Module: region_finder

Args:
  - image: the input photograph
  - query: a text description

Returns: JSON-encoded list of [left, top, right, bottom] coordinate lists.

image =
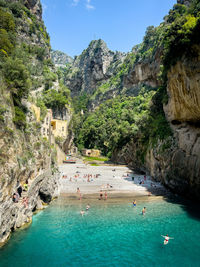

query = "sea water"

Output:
[[0, 197, 200, 267]]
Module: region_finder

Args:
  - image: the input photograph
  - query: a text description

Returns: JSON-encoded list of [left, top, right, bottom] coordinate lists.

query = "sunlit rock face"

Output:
[[165, 54, 200, 123]]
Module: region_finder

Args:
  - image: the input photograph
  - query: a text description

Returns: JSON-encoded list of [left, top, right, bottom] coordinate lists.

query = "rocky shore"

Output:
[[0, 170, 59, 246]]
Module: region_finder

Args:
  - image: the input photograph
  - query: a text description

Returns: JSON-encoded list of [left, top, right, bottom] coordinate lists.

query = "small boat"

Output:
[[63, 156, 76, 164], [63, 160, 76, 164]]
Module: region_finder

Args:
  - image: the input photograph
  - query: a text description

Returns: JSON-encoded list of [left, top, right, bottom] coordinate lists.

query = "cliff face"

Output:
[[110, 0, 200, 200], [0, 0, 59, 245], [23, 0, 42, 20], [112, 47, 200, 200], [51, 50, 73, 67], [165, 53, 200, 122], [124, 49, 162, 89], [62, 39, 125, 98]]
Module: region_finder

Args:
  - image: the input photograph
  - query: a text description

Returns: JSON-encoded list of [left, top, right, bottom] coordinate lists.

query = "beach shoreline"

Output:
[[59, 162, 170, 200]]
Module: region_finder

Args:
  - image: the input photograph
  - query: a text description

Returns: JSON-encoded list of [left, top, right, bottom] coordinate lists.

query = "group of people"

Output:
[[62, 172, 100, 183], [99, 190, 107, 200], [132, 200, 173, 244], [80, 204, 90, 216], [12, 180, 29, 208], [132, 200, 146, 215]]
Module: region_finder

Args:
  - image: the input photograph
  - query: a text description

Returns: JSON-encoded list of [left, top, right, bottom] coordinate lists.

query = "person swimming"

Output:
[[161, 234, 174, 245], [142, 207, 146, 215], [86, 204, 90, 211], [80, 210, 85, 216], [133, 200, 136, 207]]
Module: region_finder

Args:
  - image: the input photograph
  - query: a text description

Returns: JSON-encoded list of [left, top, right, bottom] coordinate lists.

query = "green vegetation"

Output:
[[72, 85, 172, 157], [43, 84, 70, 110], [55, 136, 65, 148], [0, 1, 54, 129], [83, 156, 109, 162], [162, 2, 200, 76]]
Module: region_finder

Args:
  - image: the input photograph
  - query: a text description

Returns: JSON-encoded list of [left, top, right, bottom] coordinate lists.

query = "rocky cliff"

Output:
[[51, 50, 73, 67], [0, 0, 61, 245], [62, 39, 126, 99]]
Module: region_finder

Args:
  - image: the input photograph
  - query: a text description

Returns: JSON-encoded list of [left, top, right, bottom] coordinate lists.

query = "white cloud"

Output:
[[86, 0, 95, 10], [71, 0, 95, 10], [72, 0, 80, 6]]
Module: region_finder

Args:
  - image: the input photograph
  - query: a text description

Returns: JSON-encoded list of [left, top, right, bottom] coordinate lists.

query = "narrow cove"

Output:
[[0, 195, 200, 267]]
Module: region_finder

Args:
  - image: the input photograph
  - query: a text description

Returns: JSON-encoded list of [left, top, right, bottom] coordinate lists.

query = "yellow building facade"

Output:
[[51, 119, 67, 138]]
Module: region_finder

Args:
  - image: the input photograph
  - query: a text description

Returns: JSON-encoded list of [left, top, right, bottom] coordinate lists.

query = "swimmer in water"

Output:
[[161, 234, 174, 245], [80, 210, 85, 216], [86, 204, 90, 211], [142, 207, 146, 215], [133, 200, 136, 207]]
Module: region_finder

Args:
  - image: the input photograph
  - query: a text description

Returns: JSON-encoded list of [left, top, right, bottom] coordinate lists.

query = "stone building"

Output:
[[51, 119, 68, 138], [82, 149, 101, 157], [41, 109, 52, 138]]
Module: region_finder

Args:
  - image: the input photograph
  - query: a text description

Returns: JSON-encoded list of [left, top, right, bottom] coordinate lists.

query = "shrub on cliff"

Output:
[[2, 57, 31, 100]]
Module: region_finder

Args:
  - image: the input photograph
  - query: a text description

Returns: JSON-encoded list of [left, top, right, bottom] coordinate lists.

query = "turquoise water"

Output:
[[0, 197, 200, 267]]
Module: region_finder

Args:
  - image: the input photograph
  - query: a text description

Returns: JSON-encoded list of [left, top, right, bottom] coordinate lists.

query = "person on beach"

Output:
[[105, 191, 107, 200], [142, 207, 146, 215], [99, 191, 103, 200], [133, 200, 136, 207], [77, 187, 80, 194], [161, 234, 174, 245]]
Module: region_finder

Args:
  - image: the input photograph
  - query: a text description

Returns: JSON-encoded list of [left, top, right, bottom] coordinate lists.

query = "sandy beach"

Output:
[[59, 163, 168, 199]]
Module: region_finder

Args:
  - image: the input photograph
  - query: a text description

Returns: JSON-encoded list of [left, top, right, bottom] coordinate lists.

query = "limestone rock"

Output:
[[51, 50, 73, 67], [64, 39, 126, 97], [165, 54, 200, 123]]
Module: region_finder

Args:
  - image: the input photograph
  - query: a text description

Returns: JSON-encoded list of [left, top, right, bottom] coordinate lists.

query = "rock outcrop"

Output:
[[165, 55, 200, 123], [51, 50, 73, 67], [64, 39, 125, 97], [23, 0, 42, 20], [0, 170, 59, 245]]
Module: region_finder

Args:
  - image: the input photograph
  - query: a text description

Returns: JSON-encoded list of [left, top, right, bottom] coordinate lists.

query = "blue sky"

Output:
[[40, 0, 177, 57]]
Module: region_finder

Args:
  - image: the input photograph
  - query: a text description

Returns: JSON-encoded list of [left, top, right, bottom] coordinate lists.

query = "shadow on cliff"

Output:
[[162, 195, 200, 221], [123, 175, 200, 221]]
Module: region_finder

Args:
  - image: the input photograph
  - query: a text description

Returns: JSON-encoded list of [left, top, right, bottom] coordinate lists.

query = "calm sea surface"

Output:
[[0, 196, 200, 267]]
